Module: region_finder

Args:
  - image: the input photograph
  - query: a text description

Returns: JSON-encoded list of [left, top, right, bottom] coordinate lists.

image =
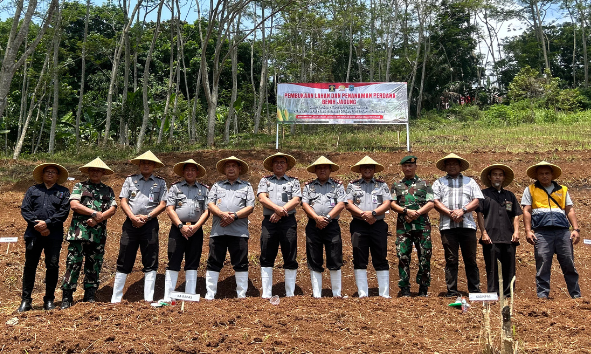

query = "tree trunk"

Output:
[[0, 0, 58, 122], [225, 16, 240, 144], [48, 2, 61, 154], [416, 37, 430, 117], [170, 59, 181, 143], [136, 0, 164, 153], [346, 20, 353, 82], [120, 0, 131, 145], [254, 5, 266, 134], [76, 0, 90, 149], [158, 0, 176, 144], [17, 52, 28, 140], [104, 0, 143, 146], [14, 51, 49, 159], [530, 0, 550, 73]]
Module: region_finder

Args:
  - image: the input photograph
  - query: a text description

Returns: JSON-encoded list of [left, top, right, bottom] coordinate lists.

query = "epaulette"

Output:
[[198, 181, 210, 189], [351, 178, 361, 184], [330, 177, 343, 184], [290, 175, 299, 179], [375, 177, 385, 183], [127, 174, 135, 178], [305, 178, 316, 185], [154, 175, 165, 179], [264, 175, 273, 179]]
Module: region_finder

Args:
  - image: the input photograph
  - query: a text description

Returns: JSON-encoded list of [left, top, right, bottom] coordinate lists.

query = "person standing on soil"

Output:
[[475, 164, 522, 298], [301, 156, 346, 298], [18, 163, 71, 312], [257, 152, 301, 298], [60, 158, 118, 309], [205, 156, 255, 299], [162, 159, 210, 302], [111, 151, 167, 303], [390, 156, 434, 297], [345, 156, 392, 298], [432, 153, 483, 297], [521, 161, 581, 299]]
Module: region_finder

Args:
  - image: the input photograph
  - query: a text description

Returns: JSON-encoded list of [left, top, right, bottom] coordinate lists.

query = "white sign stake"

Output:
[[469, 292, 499, 302], [0, 237, 18, 243], [170, 292, 200, 302], [583, 239, 591, 245]]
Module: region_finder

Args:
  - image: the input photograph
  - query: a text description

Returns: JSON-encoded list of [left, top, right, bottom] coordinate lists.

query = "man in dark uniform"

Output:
[[60, 158, 118, 308], [111, 151, 167, 303], [205, 156, 255, 299], [476, 164, 522, 297], [301, 156, 346, 298], [390, 156, 434, 297], [257, 152, 301, 298], [163, 159, 210, 302], [18, 163, 70, 312], [345, 156, 392, 298]]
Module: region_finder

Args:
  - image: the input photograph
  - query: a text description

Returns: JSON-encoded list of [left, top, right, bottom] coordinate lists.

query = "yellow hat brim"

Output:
[[33, 163, 69, 184], [130, 150, 164, 168], [351, 156, 384, 173], [480, 164, 514, 187], [173, 159, 206, 178], [263, 153, 296, 172], [216, 156, 249, 175], [526, 161, 562, 180], [306, 156, 339, 173], [79, 158, 114, 175], [436, 153, 470, 172]]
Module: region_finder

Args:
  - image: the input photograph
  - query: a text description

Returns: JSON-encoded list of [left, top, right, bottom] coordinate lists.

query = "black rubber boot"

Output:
[[83, 287, 97, 303], [418, 285, 429, 297], [60, 290, 74, 310], [399, 287, 411, 297]]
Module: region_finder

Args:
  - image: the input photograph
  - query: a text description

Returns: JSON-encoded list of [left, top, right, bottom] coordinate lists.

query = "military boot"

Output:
[[83, 287, 97, 303], [418, 285, 429, 297], [17, 299, 32, 313], [61, 290, 74, 309], [398, 287, 411, 297]]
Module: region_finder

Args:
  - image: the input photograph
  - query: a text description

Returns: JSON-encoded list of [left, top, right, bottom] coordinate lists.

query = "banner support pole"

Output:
[[406, 123, 410, 152], [276, 124, 279, 150]]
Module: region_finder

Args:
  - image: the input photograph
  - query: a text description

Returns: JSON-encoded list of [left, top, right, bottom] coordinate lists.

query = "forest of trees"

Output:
[[2, 0, 591, 158]]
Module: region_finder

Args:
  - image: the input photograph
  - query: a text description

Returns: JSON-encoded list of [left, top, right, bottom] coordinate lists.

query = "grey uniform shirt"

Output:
[[302, 178, 347, 219], [257, 174, 302, 216], [208, 179, 255, 237], [166, 180, 209, 223], [346, 178, 392, 221], [120, 174, 167, 216]]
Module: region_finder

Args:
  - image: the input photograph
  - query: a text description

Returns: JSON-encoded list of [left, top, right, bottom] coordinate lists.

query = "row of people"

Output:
[[16, 151, 582, 311]]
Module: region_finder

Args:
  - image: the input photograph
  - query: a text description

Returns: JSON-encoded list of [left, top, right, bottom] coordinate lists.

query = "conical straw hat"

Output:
[[526, 161, 562, 180], [306, 156, 339, 173], [130, 150, 164, 168], [436, 153, 470, 172], [263, 152, 297, 172], [480, 164, 514, 188], [79, 157, 114, 175], [173, 159, 206, 178], [351, 156, 384, 173], [33, 163, 69, 184], [216, 156, 249, 175]]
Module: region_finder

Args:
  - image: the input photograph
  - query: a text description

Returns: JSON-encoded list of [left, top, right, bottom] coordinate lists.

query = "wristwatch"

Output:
[[574, 228, 581, 232], [462, 207, 468, 214], [147, 213, 153, 221], [91, 212, 98, 219], [402, 207, 408, 215], [178, 223, 184, 230], [233, 212, 239, 220], [326, 214, 332, 222], [371, 211, 377, 217]]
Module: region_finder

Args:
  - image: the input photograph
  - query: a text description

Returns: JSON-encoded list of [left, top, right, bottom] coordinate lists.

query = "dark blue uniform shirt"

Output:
[[21, 183, 71, 240]]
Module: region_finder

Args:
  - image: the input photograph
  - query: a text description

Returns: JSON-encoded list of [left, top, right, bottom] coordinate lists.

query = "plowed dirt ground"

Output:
[[0, 149, 590, 353]]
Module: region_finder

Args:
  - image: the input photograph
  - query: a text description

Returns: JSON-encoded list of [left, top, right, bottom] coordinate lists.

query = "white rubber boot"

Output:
[[235, 271, 249, 298], [261, 267, 273, 299], [284, 269, 297, 297], [144, 271, 157, 302], [354, 269, 369, 298], [310, 271, 323, 298], [185, 270, 198, 295], [376, 270, 391, 298], [163, 270, 179, 302], [205, 270, 219, 300], [110, 272, 128, 303], [330, 269, 342, 297]]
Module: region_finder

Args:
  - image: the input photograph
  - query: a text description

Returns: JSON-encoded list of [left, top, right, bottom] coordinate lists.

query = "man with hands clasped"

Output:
[[162, 159, 210, 302]]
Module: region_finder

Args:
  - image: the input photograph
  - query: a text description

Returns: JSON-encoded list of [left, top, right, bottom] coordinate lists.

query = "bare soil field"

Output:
[[0, 149, 590, 353]]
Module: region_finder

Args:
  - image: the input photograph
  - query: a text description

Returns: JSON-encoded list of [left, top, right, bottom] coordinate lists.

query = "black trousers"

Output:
[[306, 219, 343, 272], [350, 218, 389, 271], [206, 236, 248, 272], [440, 228, 480, 293], [22, 236, 62, 301], [259, 214, 298, 269], [116, 218, 159, 273], [482, 243, 516, 296], [167, 226, 204, 271]]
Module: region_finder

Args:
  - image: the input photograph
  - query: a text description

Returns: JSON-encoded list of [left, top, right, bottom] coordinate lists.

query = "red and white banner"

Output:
[[277, 82, 408, 124]]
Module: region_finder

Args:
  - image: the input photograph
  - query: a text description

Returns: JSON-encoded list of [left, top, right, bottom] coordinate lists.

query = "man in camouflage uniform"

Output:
[[390, 156, 434, 297], [345, 156, 393, 298], [60, 158, 117, 308]]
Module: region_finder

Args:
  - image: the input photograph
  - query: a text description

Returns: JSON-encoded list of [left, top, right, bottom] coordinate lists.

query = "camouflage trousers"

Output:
[[395, 228, 432, 288], [61, 240, 105, 290]]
